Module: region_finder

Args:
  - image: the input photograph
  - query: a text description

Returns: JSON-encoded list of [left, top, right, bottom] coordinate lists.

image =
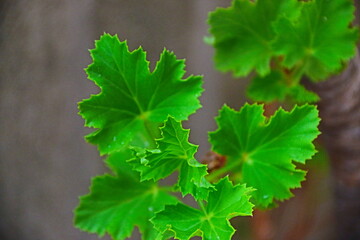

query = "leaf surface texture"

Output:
[[209, 104, 320, 207], [79, 34, 203, 154]]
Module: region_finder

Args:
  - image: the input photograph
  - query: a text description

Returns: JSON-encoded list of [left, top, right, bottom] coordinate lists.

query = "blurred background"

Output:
[[0, 1, 358, 240]]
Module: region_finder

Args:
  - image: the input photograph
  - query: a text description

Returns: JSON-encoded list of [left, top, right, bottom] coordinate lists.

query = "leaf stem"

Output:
[[198, 200, 207, 214], [291, 64, 305, 86], [206, 160, 242, 183], [275, 56, 305, 87], [159, 184, 178, 193]]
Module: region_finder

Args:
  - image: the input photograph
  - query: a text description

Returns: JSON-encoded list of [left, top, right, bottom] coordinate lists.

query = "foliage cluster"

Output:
[[74, 0, 358, 239]]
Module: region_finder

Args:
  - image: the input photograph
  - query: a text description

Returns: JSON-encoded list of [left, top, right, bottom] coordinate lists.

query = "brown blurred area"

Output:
[[0, 1, 358, 240]]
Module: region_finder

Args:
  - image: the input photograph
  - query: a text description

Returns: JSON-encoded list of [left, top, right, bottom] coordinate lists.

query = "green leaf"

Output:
[[208, 0, 300, 77], [209, 104, 320, 207], [79, 34, 203, 155], [288, 84, 320, 104], [130, 117, 212, 200], [273, 0, 359, 81], [105, 148, 135, 176], [152, 177, 254, 240], [74, 163, 178, 240], [247, 71, 320, 103]]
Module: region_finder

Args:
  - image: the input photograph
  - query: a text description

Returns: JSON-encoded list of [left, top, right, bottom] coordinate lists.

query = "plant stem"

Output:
[[206, 159, 242, 182], [198, 200, 207, 214], [159, 184, 178, 193], [275, 56, 305, 87], [291, 63, 305, 86]]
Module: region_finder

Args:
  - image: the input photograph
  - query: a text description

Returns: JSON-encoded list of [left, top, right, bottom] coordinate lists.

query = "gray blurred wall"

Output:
[[0, 1, 245, 239]]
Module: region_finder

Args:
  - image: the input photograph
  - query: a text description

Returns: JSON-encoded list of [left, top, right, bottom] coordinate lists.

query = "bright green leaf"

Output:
[[209, 104, 320, 207], [152, 177, 254, 240], [105, 148, 135, 176], [130, 117, 212, 200], [273, 0, 359, 81], [247, 71, 319, 103], [79, 34, 203, 155], [208, 0, 300, 76], [74, 162, 178, 240]]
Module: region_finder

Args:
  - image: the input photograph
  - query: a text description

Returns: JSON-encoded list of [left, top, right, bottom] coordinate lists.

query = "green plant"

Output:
[[74, 0, 358, 239]]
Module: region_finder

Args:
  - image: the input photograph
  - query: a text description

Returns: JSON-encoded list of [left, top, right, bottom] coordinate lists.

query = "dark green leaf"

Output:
[[273, 0, 359, 80], [208, 0, 300, 76], [247, 71, 319, 103]]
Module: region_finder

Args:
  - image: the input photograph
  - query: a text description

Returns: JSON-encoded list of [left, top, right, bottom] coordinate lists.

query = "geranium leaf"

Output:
[[74, 156, 178, 240], [130, 117, 212, 200], [208, 0, 300, 76], [79, 34, 203, 155], [273, 0, 359, 81], [209, 104, 320, 207], [247, 71, 320, 103], [152, 177, 254, 240]]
